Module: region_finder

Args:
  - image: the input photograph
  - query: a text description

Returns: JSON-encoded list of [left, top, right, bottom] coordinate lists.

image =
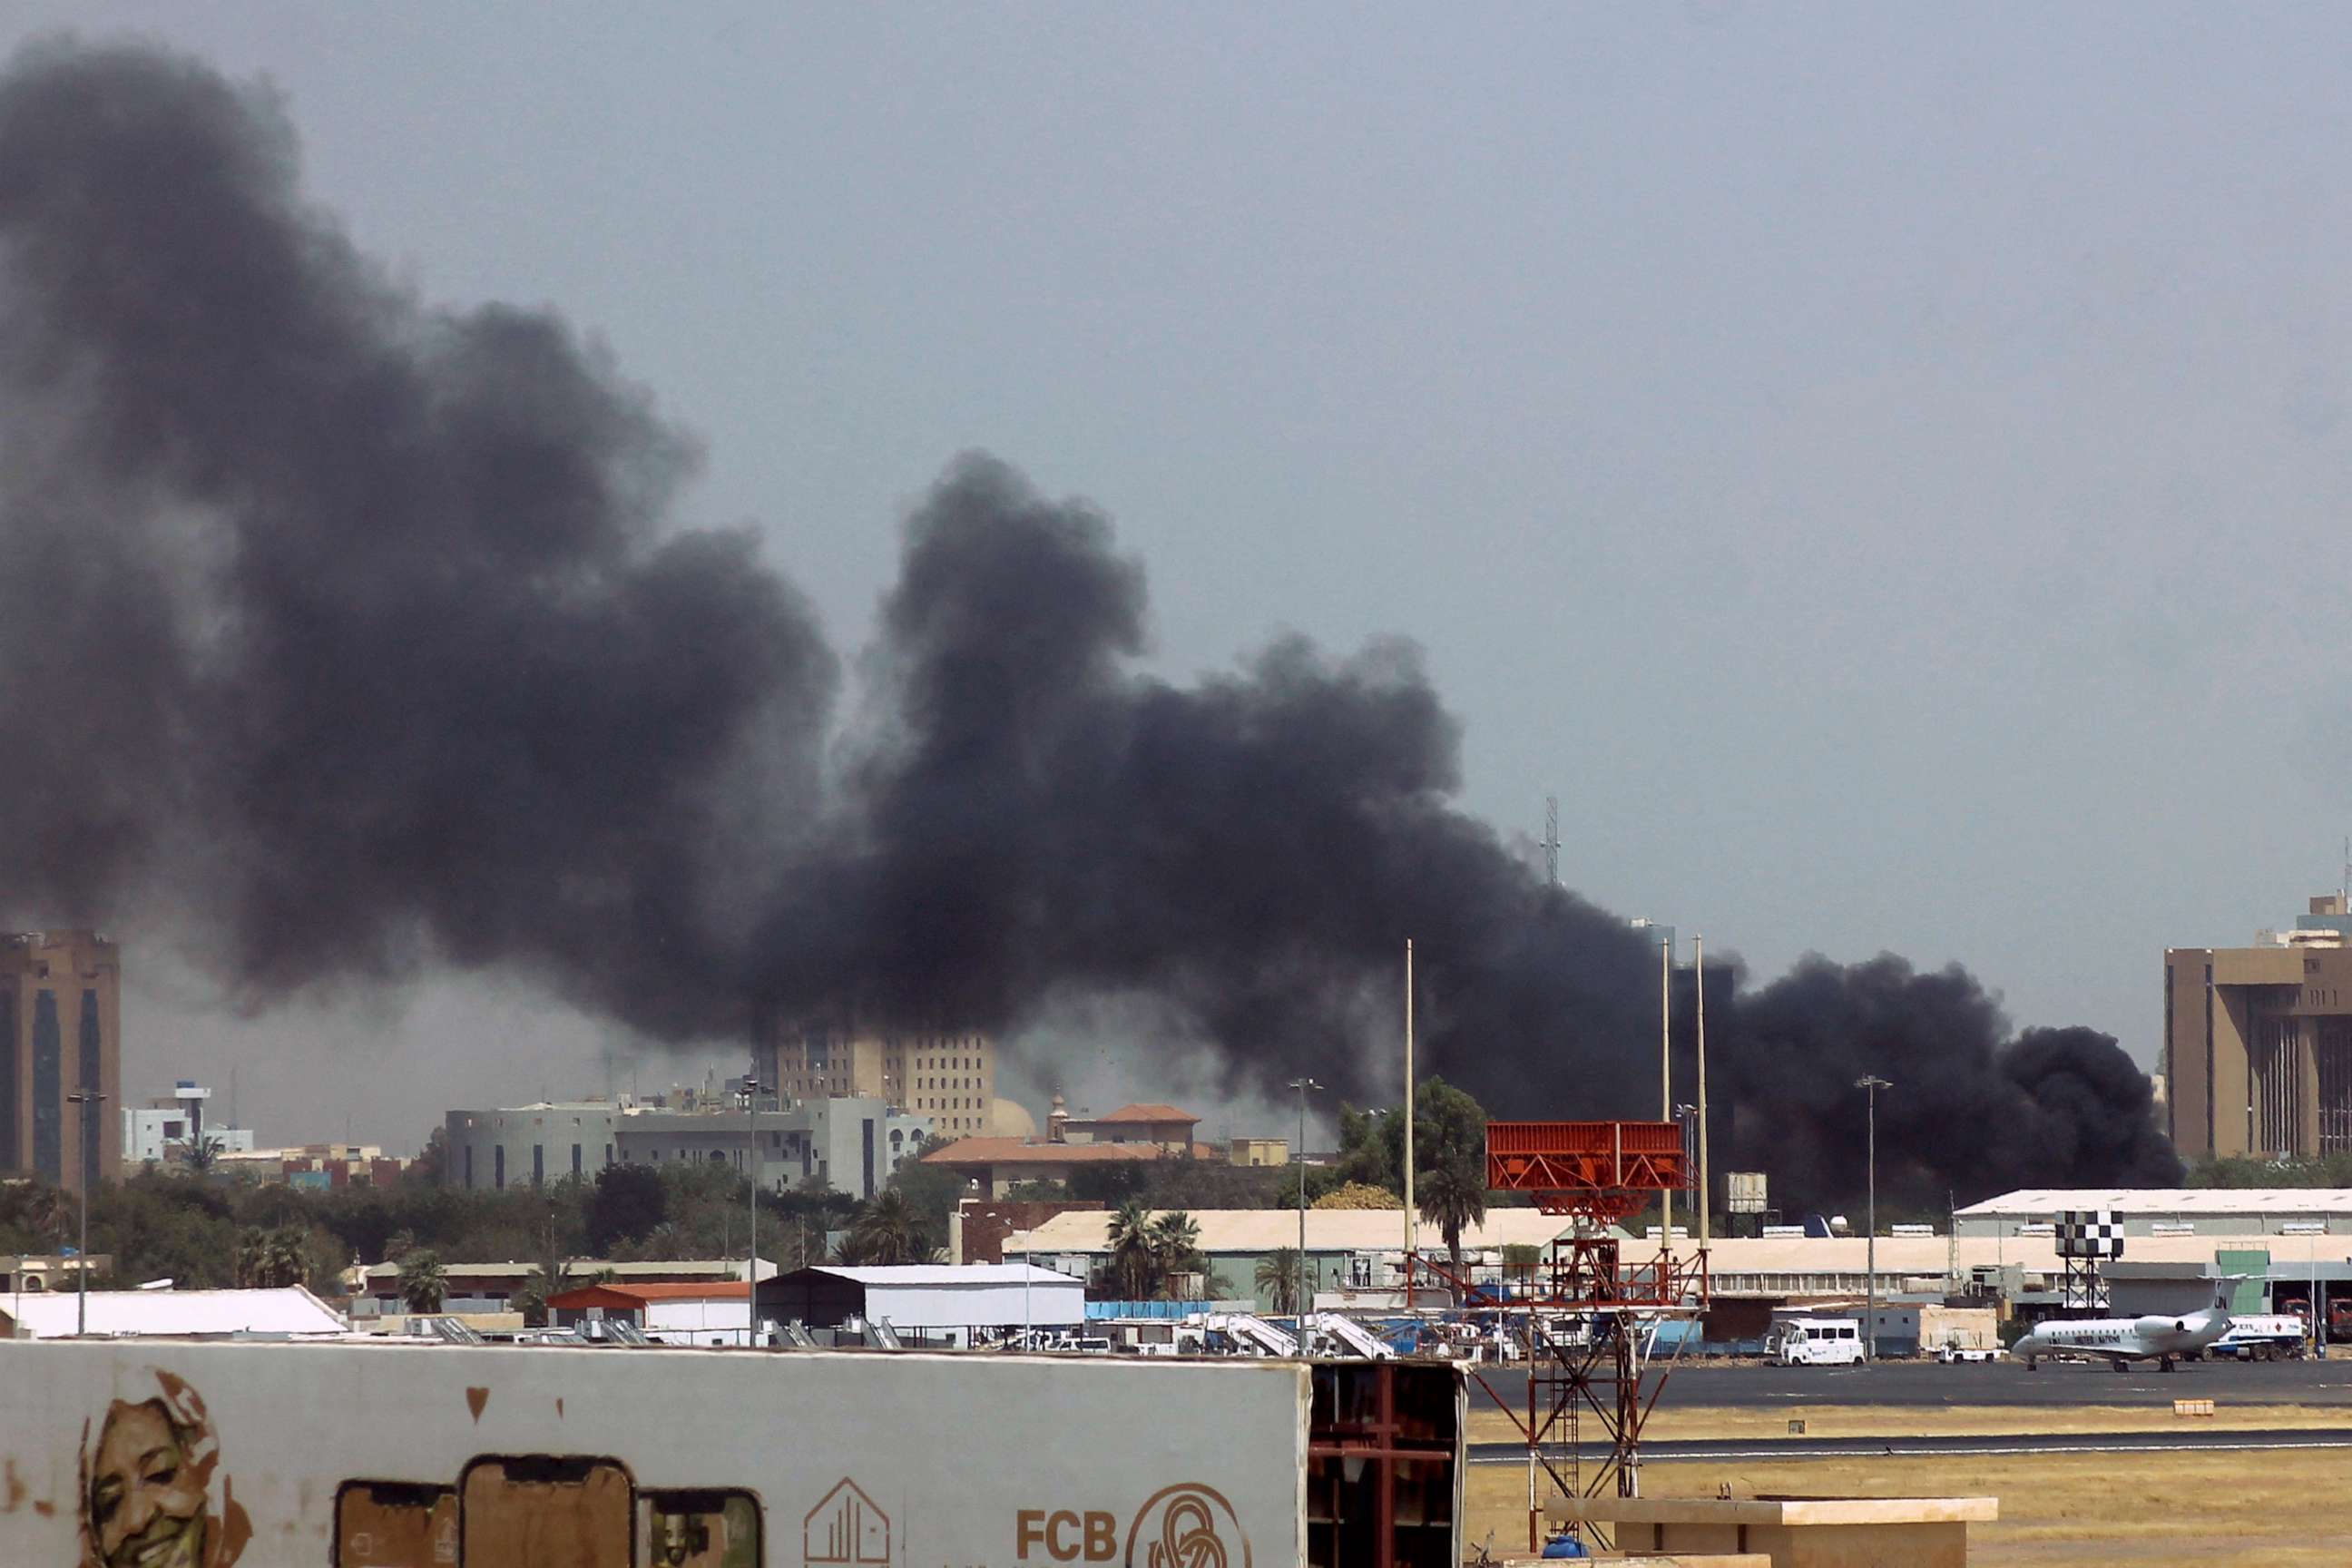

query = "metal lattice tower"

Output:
[[1543, 796, 1561, 887], [1408, 1120, 1708, 1555]]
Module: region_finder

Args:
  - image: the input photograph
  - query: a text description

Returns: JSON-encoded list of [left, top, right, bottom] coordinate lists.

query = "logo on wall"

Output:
[[806, 1476, 892, 1565], [1126, 1483, 1248, 1568]]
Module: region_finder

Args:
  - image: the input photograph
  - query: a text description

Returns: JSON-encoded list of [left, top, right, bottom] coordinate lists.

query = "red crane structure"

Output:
[[1406, 1119, 1708, 1554]]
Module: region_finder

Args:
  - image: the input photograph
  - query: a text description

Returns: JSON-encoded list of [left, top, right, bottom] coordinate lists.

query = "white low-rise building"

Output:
[[548, 1280, 755, 1347], [758, 1264, 1085, 1347], [0, 1285, 347, 1340]]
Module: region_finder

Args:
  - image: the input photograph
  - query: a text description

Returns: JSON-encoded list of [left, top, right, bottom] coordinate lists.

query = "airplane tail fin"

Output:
[[2213, 1272, 2249, 1313]]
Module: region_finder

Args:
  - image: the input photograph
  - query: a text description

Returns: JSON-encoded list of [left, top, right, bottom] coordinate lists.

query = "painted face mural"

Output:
[[80, 1371, 248, 1568]]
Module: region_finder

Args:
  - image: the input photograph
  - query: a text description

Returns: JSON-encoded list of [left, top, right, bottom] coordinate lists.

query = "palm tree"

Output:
[[265, 1225, 310, 1287], [177, 1132, 226, 1174], [1417, 1164, 1486, 1295], [398, 1250, 448, 1313], [1149, 1211, 1203, 1298], [234, 1225, 309, 1288], [848, 1189, 926, 1266], [1105, 1200, 1158, 1299], [1256, 1248, 1301, 1316], [27, 1184, 70, 1250]]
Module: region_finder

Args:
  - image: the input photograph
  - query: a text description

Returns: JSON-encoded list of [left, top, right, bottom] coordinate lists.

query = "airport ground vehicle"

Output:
[[1768, 1316, 1866, 1366], [2206, 1314, 2308, 1360], [3, 1336, 1465, 1565]]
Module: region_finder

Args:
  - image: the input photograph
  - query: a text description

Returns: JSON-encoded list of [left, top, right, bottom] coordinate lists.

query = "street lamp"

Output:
[[65, 1083, 107, 1338], [743, 1073, 762, 1345], [1855, 1075, 1890, 1364], [1289, 1078, 1321, 1345]]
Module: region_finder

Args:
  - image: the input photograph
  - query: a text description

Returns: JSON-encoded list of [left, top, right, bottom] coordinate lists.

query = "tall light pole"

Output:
[[1403, 940, 1415, 1280], [66, 1083, 107, 1338], [743, 1073, 762, 1345], [1289, 1077, 1320, 1341], [1856, 1075, 1890, 1363]]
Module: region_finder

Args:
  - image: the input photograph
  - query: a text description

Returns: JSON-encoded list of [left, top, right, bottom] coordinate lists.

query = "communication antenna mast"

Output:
[[1543, 796, 1561, 887]]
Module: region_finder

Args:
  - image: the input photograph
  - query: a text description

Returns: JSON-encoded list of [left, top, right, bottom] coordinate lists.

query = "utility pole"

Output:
[[744, 1073, 762, 1344], [1856, 1075, 1891, 1363], [1694, 936, 1710, 1246], [1659, 934, 1672, 1245], [1289, 1077, 1321, 1341], [1403, 939, 1416, 1292], [66, 1083, 107, 1337]]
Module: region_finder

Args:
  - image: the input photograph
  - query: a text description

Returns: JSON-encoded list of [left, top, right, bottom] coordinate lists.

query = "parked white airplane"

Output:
[[2014, 1280, 2238, 1373]]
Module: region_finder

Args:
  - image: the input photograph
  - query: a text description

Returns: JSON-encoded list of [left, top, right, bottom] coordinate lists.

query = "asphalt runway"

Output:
[[1465, 1356, 2352, 1410], [1465, 1426, 2352, 1464]]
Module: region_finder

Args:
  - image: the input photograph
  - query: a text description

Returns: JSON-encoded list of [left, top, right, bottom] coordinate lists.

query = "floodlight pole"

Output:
[[1856, 1075, 1891, 1363], [1289, 1077, 1321, 1344], [744, 1074, 762, 1344], [66, 1084, 107, 1338]]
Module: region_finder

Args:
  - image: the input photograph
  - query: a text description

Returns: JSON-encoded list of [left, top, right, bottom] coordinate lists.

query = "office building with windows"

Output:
[[0, 930, 122, 1194], [2168, 895, 2352, 1160], [756, 1024, 1003, 1138]]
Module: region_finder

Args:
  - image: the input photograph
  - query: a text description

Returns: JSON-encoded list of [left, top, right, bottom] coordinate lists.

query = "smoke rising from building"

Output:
[[0, 38, 2175, 1206]]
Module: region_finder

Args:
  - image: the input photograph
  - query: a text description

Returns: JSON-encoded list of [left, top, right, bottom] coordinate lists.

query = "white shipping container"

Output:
[[0, 1336, 1463, 1565]]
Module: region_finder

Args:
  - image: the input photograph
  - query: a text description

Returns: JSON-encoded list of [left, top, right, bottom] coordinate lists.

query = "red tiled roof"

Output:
[[1093, 1103, 1198, 1123], [922, 1138, 1180, 1166], [547, 1280, 750, 1308]]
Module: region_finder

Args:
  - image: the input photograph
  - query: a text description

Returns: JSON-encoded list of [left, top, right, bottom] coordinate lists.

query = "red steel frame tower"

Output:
[[1406, 1120, 1707, 1554]]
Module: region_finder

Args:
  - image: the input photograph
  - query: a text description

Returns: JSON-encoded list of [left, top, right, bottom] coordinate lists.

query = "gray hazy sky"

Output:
[[9, 3, 2347, 1151]]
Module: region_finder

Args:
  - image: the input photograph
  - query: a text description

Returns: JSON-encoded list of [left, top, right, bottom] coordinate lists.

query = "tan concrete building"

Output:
[[0, 930, 121, 1195], [757, 1025, 1000, 1137], [2167, 896, 2352, 1161]]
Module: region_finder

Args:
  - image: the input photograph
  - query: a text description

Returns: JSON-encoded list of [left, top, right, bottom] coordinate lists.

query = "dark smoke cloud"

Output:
[[0, 37, 836, 1034], [0, 37, 2175, 1205], [1710, 957, 2178, 1210]]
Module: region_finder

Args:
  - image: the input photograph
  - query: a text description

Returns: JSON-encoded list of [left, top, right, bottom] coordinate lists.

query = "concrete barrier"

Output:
[[1556, 1494, 1998, 1567]]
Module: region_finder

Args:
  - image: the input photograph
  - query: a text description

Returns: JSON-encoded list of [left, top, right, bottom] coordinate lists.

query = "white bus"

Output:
[[1769, 1316, 1867, 1366]]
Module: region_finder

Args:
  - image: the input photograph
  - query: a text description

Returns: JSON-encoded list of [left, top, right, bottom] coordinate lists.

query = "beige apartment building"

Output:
[[2167, 896, 2352, 1161], [758, 1025, 1001, 1138], [0, 930, 122, 1194]]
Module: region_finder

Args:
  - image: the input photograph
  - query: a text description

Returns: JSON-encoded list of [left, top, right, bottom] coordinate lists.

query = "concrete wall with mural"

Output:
[[0, 1338, 1310, 1565]]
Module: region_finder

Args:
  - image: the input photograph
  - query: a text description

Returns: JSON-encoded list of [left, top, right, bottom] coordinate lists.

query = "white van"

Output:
[[1769, 1317, 1866, 1367]]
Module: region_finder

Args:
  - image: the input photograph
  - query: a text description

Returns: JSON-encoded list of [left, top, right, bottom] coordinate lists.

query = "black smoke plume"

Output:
[[0, 37, 2175, 1206]]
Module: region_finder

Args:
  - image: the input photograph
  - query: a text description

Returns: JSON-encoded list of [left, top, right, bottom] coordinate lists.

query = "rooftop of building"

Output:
[[770, 1264, 1083, 1287], [921, 1137, 1220, 1166], [0, 1285, 346, 1339], [1010, 1207, 1597, 1253], [358, 1258, 779, 1285], [547, 1280, 753, 1308], [1082, 1103, 1198, 1124], [1957, 1188, 2352, 1215]]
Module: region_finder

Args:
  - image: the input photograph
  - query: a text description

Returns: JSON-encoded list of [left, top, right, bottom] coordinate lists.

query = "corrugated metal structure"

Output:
[[1956, 1187, 2352, 1235], [758, 1263, 1085, 1345]]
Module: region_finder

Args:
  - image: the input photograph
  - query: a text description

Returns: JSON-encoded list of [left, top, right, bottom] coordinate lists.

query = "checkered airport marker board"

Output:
[[2055, 1209, 2123, 1259]]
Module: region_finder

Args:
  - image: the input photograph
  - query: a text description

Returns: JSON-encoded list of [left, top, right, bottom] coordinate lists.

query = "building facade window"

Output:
[[30, 989, 60, 1184]]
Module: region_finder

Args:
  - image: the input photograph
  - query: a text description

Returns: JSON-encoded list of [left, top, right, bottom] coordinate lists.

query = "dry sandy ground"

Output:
[[1463, 1441, 2352, 1565]]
